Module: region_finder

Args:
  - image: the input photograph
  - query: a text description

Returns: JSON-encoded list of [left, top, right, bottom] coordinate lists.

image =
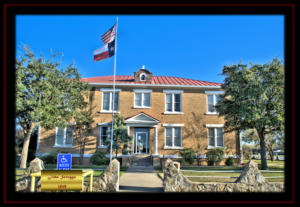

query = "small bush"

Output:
[[40, 151, 59, 164], [225, 157, 234, 166], [207, 160, 215, 166], [179, 148, 196, 165], [122, 144, 129, 155], [206, 147, 225, 166], [242, 145, 253, 160], [174, 158, 183, 165], [90, 151, 109, 165]]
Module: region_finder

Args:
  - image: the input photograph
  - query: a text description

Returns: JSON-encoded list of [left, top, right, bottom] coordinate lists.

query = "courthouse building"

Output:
[[36, 66, 239, 165]]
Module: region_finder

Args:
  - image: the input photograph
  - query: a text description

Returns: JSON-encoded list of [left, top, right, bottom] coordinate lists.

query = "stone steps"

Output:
[[130, 154, 152, 166]]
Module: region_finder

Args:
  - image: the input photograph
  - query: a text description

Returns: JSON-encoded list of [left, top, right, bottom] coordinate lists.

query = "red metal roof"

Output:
[[81, 75, 221, 86]]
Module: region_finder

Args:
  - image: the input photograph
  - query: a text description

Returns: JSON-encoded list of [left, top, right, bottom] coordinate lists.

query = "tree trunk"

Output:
[[19, 124, 34, 168], [79, 146, 83, 165], [236, 130, 243, 164], [80, 141, 86, 165], [257, 130, 268, 170], [268, 147, 274, 161]]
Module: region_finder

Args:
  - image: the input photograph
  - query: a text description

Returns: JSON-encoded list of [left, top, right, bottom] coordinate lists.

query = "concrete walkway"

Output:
[[119, 166, 163, 192]]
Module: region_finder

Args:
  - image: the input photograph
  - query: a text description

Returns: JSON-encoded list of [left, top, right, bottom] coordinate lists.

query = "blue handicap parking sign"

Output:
[[57, 154, 72, 170]]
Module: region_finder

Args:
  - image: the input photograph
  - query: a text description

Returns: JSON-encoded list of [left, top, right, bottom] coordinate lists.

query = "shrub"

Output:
[[90, 151, 109, 165], [206, 147, 225, 166], [225, 156, 234, 166], [179, 148, 196, 165], [40, 151, 59, 164], [122, 144, 129, 155], [174, 158, 183, 165], [207, 160, 215, 166], [242, 145, 253, 160]]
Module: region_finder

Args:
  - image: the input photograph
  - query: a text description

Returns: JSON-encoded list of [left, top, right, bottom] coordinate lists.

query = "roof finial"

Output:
[[142, 65, 145, 69]]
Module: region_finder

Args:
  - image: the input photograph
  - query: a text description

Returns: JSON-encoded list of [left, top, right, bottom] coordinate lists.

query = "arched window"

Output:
[[140, 73, 147, 81]]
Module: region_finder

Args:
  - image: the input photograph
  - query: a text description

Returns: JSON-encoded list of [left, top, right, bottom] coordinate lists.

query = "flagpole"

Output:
[[110, 17, 118, 162]]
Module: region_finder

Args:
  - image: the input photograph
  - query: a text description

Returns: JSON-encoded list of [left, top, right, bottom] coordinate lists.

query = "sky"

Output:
[[16, 15, 284, 83]]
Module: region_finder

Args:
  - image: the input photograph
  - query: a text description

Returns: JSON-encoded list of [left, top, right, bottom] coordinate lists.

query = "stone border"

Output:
[[163, 159, 284, 192]]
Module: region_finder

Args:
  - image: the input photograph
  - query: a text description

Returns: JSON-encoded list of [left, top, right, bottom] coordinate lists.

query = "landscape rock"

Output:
[[24, 157, 45, 176], [16, 158, 43, 192], [235, 160, 266, 184], [163, 159, 284, 192], [92, 159, 120, 192]]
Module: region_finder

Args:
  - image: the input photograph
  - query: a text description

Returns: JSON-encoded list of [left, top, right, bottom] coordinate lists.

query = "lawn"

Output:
[[157, 170, 284, 183], [155, 159, 284, 183]]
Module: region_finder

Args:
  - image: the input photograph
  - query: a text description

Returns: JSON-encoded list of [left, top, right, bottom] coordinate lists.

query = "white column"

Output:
[[127, 126, 131, 155], [154, 126, 158, 155]]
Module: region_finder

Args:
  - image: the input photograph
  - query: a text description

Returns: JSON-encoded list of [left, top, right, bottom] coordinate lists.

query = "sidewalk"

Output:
[[119, 166, 163, 192]]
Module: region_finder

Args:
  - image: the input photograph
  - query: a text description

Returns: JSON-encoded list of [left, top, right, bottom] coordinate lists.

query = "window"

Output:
[[207, 127, 224, 148], [101, 90, 119, 112], [164, 91, 183, 113], [134, 92, 151, 108], [99, 126, 111, 147], [165, 127, 182, 148], [54, 126, 73, 147], [140, 73, 147, 81], [207, 94, 221, 114]]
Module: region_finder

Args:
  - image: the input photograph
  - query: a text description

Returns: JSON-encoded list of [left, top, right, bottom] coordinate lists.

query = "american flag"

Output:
[[101, 23, 116, 44]]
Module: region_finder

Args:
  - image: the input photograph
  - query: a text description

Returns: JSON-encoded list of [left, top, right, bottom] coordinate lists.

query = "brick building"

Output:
[[36, 66, 239, 165]]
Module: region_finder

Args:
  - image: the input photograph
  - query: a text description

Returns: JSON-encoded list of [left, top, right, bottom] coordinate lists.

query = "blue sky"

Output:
[[16, 15, 284, 83]]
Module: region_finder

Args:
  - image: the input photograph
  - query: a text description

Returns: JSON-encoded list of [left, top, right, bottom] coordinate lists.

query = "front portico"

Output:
[[124, 112, 160, 155]]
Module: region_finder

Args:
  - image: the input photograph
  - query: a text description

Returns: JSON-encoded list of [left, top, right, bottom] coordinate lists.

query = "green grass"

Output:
[[244, 159, 284, 171], [157, 171, 284, 183], [181, 171, 283, 177], [250, 159, 284, 165], [155, 160, 284, 183], [181, 166, 243, 171]]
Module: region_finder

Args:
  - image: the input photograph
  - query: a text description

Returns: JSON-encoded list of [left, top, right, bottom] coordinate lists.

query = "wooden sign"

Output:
[[41, 170, 83, 191]]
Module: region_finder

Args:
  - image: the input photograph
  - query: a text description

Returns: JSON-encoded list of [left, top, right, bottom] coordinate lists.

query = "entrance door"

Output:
[[134, 128, 149, 154]]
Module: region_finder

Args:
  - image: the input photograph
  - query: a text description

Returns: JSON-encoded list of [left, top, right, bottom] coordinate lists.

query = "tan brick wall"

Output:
[[38, 86, 237, 158]]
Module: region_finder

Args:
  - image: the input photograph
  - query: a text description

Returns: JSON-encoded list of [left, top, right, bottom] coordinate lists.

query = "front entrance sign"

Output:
[[41, 170, 83, 191]]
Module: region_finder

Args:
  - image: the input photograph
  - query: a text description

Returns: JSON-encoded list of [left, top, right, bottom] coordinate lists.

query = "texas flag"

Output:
[[93, 40, 115, 62]]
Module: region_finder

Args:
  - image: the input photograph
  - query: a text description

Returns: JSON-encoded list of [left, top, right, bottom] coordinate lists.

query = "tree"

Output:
[[216, 58, 284, 170], [72, 109, 94, 165], [242, 144, 253, 161], [242, 129, 284, 161], [104, 114, 132, 157], [16, 46, 89, 168]]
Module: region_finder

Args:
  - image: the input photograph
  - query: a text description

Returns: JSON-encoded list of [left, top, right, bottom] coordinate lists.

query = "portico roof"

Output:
[[124, 112, 160, 125]]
